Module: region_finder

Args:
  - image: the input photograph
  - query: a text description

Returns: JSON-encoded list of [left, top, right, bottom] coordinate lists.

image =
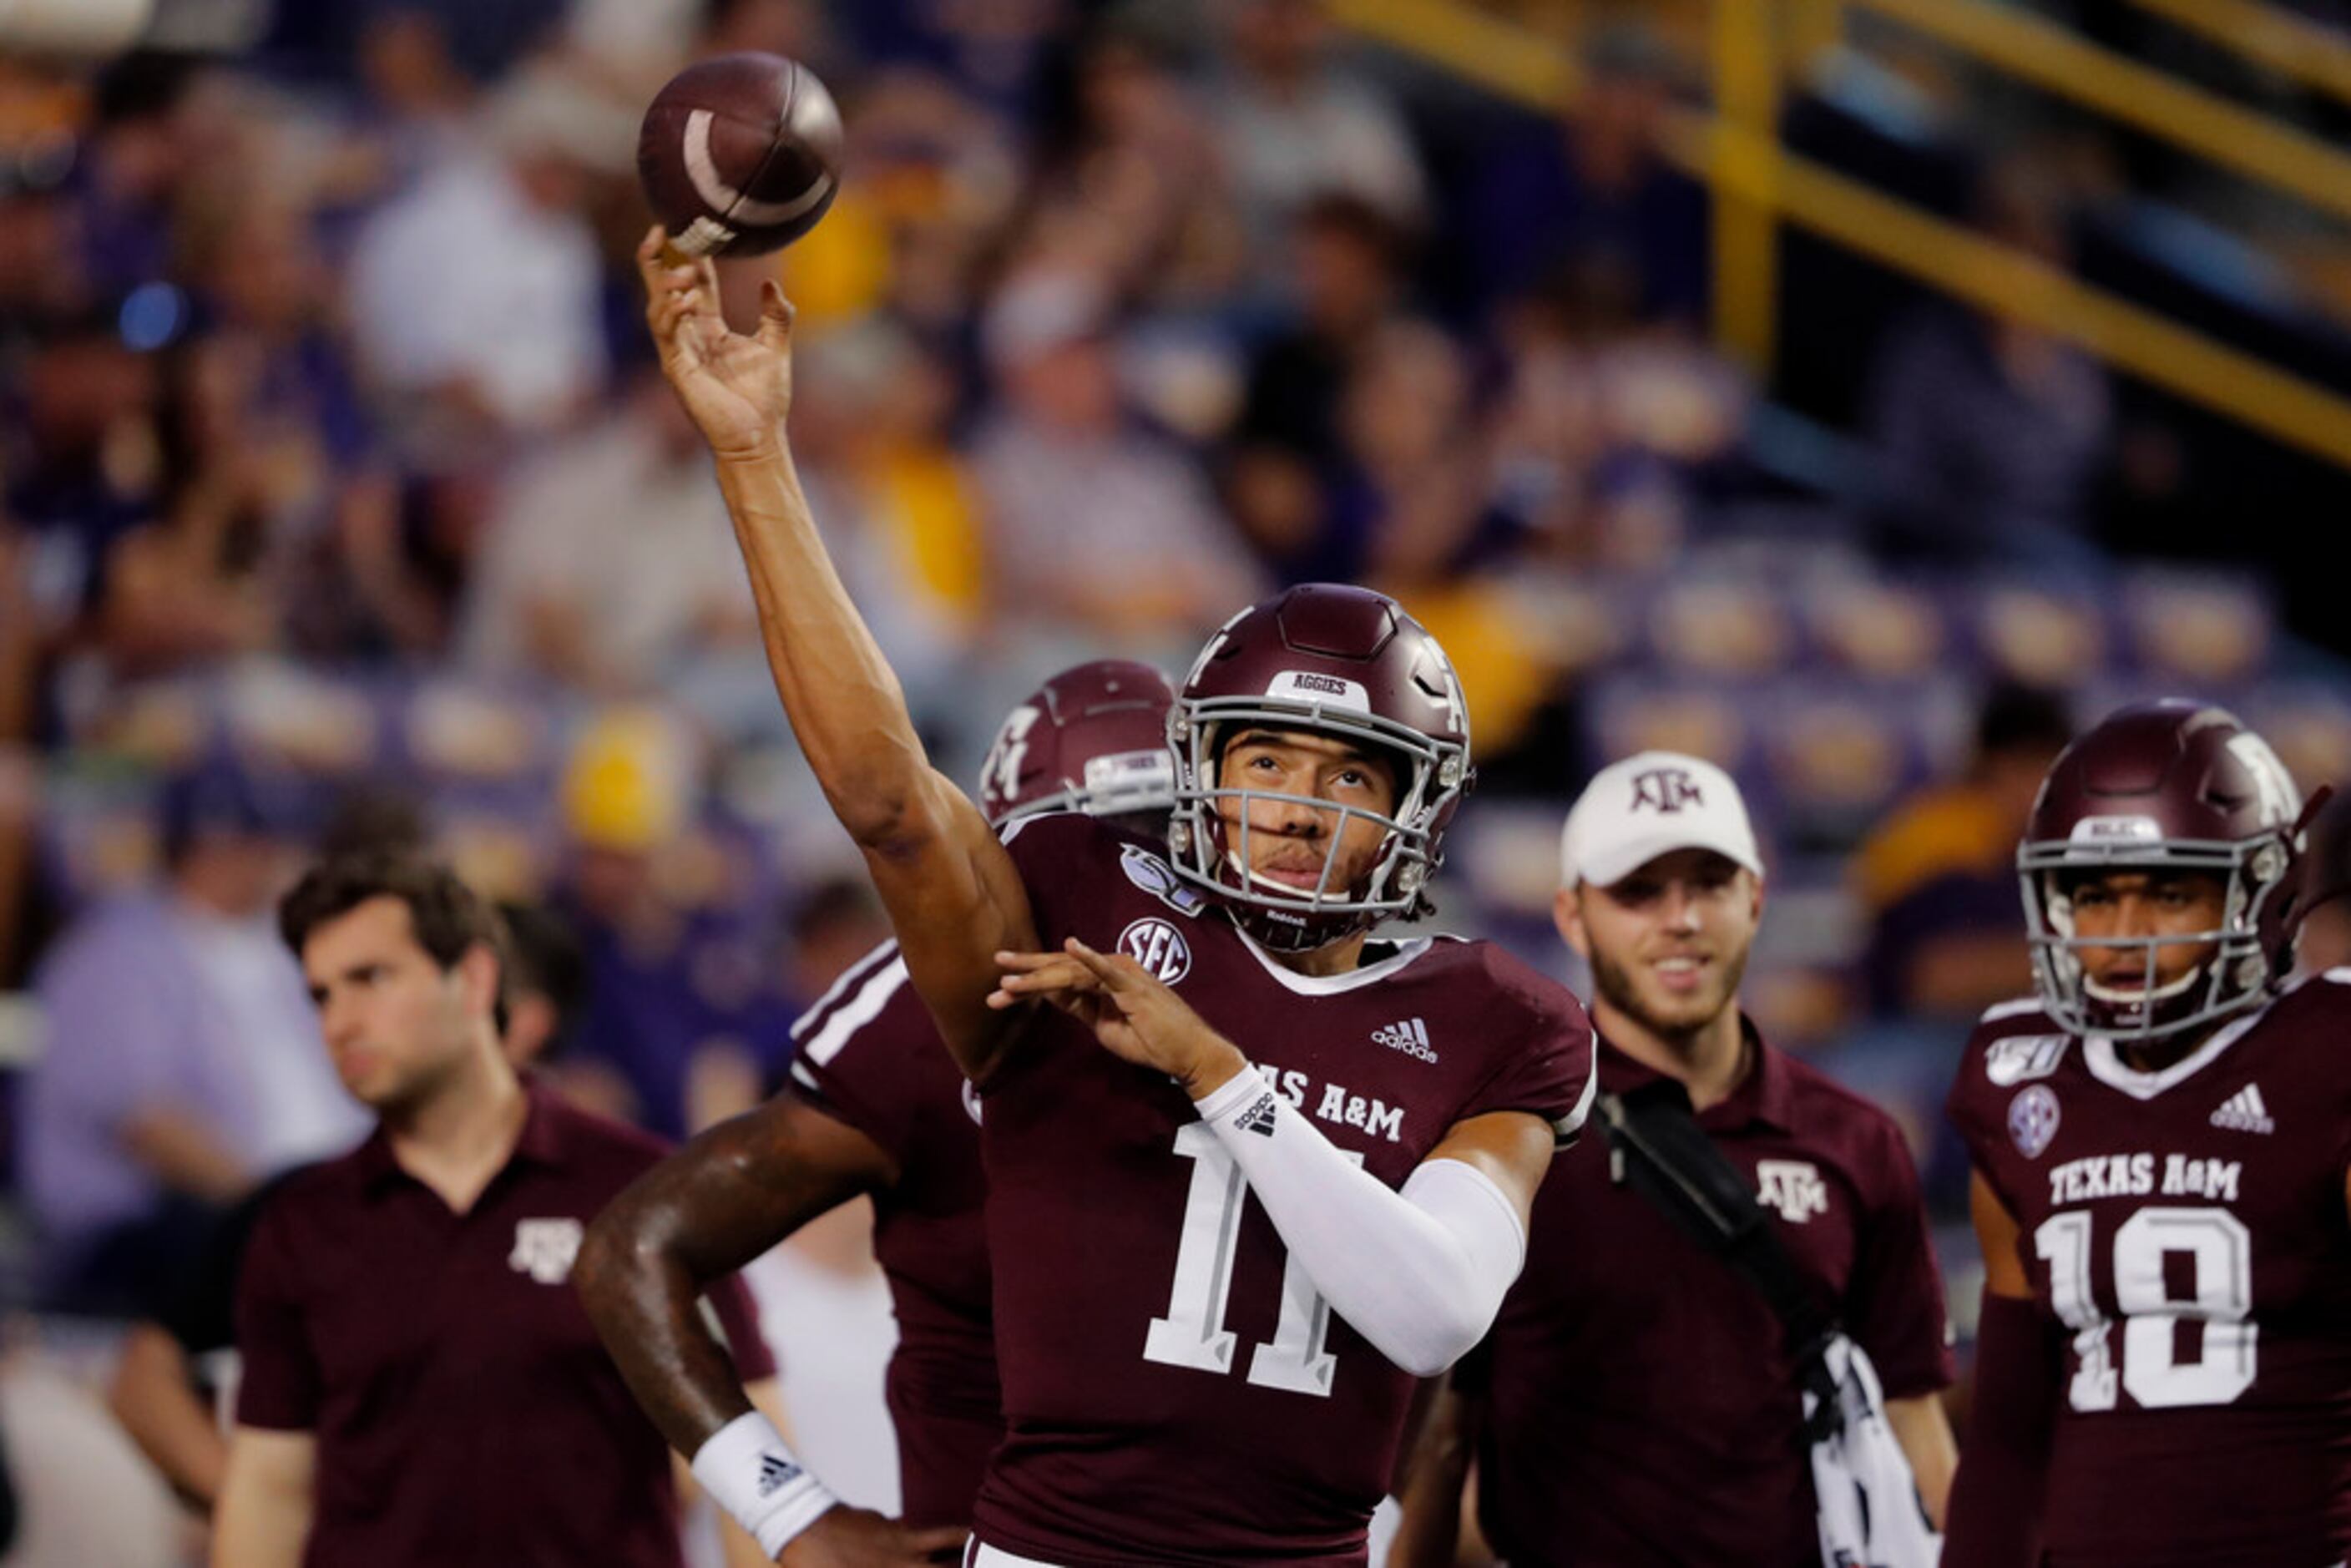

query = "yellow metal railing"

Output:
[[2116, 0, 2351, 114], [1327, 0, 2351, 472], [1849, 0, 2351, 227]]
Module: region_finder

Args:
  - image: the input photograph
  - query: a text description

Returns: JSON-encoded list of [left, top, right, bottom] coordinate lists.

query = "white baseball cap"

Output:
[[1560, 750, 1765, 889]]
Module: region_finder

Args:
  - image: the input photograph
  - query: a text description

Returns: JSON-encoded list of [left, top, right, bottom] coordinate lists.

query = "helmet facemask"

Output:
[[2020, 832, 2294, 1045], [1168, 699, 1468, 953]]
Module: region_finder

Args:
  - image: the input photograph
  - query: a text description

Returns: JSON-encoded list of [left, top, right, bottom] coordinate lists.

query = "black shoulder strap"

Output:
[[1598, 1078, 1842, 1424]]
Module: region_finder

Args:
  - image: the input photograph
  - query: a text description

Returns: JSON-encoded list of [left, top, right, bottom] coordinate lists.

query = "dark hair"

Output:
[[498, 900, 587, 1044], [1975, 680, 2073, 760], [279, 849, 510, 1025]]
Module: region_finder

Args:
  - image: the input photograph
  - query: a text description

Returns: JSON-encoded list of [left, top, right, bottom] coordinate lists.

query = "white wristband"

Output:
[[1191, 1061, 1271, 1124], [690, 1411, 837, 1558]]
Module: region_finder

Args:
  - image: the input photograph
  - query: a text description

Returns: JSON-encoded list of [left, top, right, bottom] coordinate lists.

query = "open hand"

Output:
[[638, 225, 794, 461], [777, 1505, 967, 1565], [989, 938, 1245, 1095]]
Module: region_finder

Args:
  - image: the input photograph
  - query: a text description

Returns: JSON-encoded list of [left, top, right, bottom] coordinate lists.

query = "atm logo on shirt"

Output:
[[508, 1217, 585, 1284], [1755, 1161, 1828, 1224]]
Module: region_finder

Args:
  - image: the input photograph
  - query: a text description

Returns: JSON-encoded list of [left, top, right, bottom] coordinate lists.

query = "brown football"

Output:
[[637, 52, 843, 258]]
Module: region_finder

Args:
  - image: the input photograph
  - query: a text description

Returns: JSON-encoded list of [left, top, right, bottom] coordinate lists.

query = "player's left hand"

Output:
[[990, 938, 1246, 1095]]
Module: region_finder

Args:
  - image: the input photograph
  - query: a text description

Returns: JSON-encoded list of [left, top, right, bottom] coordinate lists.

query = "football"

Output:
[[636, 52, 844, 258]]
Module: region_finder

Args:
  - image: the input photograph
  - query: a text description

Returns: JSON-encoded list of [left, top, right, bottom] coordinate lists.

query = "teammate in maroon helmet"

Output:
[[629, 231, 1593, 1566], [1943, 700, 2351, 1568], [579, 661, 1179, 1540]]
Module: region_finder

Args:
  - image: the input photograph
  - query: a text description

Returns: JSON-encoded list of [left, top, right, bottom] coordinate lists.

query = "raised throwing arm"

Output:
[[639, 230, 1033, 1081]]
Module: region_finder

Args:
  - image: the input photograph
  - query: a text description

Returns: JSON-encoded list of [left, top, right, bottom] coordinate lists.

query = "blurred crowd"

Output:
[[3, 0, 2348, 1337]]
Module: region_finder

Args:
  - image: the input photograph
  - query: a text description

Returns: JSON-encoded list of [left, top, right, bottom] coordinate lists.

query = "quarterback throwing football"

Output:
[[627, 234, 1592, 1566]]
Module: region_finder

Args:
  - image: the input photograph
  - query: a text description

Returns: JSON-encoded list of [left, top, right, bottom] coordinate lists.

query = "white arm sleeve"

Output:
[[1191, 1065, 1529, 1378]]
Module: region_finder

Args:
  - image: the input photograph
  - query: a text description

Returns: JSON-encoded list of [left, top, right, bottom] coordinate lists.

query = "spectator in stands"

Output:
[[1211, 0, 1426, 287], [1332, 319, 1509, 590], [971, 267, 1261, 645], [346, 66, 620, 452], [0, 177, 86, 343], [3, 304, 166, 641], [1464, 23, 1707, 328], [1225, 193, 1409, 578], [66, 53, 211, 298], [1013, 15, 1241, 307], [1865, 156, 2113, 564], [1856, 682, 2073, 1016], [17, 757, 369, 1313], [551, 710, 777, 1140], [460, 365, 761, 701]]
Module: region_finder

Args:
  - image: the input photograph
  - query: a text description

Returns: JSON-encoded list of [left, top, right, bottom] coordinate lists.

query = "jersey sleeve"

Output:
[[786, 943, 929, 1165], [1455, 953, 1598, 1146], [1944, 1004, 2050, 1220], [232, 1201, 321, 1431], [1843, 1119, 1957, 1399], [704, 1267, 778, 1382]]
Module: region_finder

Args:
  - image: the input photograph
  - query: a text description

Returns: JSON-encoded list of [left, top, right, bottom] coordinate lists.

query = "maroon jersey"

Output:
[[1464, 1028, 1954, 1568], [235, 1084, 774, 1568], [786, 940, 999, 1526], [1948, 974, 2351, 1566], [970, 814, 1595, 1565]]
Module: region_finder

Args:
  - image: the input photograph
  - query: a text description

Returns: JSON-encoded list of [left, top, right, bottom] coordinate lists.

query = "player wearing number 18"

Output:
[[628, 229, 1593, 1565], [1943, 700, 2351, 1568]]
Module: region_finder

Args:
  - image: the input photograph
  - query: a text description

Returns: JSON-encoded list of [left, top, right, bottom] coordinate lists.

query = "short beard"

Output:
[[1589, 941, 1749, 1044]]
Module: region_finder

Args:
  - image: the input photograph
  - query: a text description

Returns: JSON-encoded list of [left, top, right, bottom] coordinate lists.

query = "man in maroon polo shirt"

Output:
[[210, 850, 781, 1568], [1393, 751, 1956, 1568]]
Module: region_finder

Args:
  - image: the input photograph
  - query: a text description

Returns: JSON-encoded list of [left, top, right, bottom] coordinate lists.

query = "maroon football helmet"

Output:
[[977, 660, 1177, 831], [2020, 699, 2306, 1044], [1168, 584, 1472, 952]]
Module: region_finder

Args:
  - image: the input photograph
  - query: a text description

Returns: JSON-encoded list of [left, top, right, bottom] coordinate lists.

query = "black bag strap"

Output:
[[1597, 1077, 1844, 1436]]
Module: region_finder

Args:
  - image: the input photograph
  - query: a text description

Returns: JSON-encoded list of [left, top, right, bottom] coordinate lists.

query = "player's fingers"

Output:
[[903, 1525, 968, 1554], [1063, 937, 1133, 989], [996, 957, 1099, 995], [756, 277, 796, 350], [991, 948, 1062, 973], [635, 225, 667, 280]]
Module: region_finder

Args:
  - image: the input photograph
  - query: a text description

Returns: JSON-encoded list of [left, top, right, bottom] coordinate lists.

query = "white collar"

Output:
[[2083, 1004, 2268, 1100], [1230, 923, 1436, 995]]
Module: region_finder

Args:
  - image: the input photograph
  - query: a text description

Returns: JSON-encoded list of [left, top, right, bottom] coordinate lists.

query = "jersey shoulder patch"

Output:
[[1982, 1030, 2073, 1088]]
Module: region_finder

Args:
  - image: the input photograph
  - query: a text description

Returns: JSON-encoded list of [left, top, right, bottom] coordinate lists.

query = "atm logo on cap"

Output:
[[1629, 766, 1704, 813]]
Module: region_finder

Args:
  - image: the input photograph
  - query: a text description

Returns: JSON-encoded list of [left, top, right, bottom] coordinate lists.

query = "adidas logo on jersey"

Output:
[[1235, 1093, 1281, 1137], [756, 1454, 803, 1497], [1371, 1017, 1438, 1063], [2210, 1083, 2275, 1135]]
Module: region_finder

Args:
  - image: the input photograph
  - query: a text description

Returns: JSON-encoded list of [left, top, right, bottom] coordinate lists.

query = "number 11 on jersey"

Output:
[[1144, 1122, 1352, 1397]]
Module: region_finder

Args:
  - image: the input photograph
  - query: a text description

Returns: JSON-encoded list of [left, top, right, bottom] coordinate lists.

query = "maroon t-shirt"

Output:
[[1464, 1027, 1954, 1568], [1948, 975, 2351, 1567], [786, 938, 999, 1527], [970, 815, 1595, 1565], [234, 1082, 776, 1568]]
